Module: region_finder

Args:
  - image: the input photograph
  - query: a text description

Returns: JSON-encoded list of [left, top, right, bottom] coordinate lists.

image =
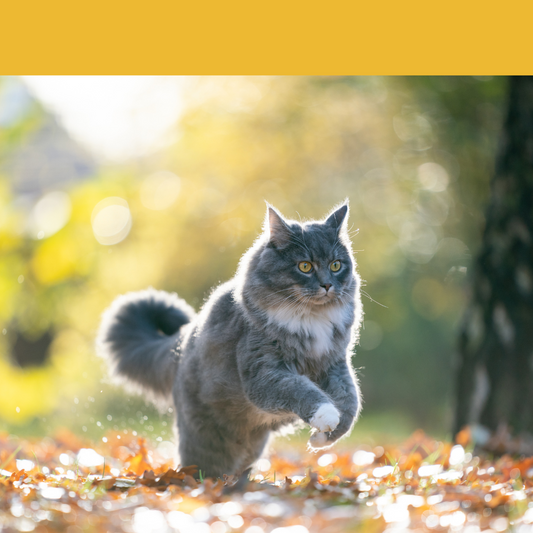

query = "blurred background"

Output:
[[0, 76, 506, 446]]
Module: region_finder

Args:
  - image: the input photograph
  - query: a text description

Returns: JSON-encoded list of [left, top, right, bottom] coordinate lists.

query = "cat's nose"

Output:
[[322, 283, 332, 293]]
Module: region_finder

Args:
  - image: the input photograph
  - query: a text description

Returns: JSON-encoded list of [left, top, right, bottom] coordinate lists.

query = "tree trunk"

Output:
[[455, 76, 533, 436]]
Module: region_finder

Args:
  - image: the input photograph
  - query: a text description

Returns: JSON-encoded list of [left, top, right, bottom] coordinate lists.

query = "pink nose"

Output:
[[322, 284, 332, 292]]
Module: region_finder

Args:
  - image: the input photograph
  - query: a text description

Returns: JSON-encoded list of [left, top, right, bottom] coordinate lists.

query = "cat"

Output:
[[97, 202, 362, 480]]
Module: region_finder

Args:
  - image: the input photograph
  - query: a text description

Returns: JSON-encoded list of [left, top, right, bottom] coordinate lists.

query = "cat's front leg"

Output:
[[308, 359, 361, 450], [239, 353, 338, 428]]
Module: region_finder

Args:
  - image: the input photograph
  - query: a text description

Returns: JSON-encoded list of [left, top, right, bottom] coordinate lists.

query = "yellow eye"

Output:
[[298, 261, 312, 273], [330, 260, 341, 272]]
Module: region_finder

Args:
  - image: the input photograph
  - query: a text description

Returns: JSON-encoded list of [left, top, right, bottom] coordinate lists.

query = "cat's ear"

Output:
[[325, 202, 349, 234], [266, 205, 292, 247]]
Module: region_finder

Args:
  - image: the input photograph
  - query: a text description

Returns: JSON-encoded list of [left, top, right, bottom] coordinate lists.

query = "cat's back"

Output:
[[177, 280, 251, 409], [183, 280, 248, 359]]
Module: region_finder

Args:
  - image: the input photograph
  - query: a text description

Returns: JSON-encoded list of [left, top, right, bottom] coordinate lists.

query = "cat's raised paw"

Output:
[[308, 431, 328, 448], [310, 403, 340, 432]]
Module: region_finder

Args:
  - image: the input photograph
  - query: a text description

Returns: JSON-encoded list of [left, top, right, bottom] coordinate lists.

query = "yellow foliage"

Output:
[[0, 356, 58, 423], [32, 234, 83, 285], [0, 328, 100, 424]]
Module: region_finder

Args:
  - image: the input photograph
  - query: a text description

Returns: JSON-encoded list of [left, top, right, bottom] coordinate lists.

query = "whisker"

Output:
[[294, 295, 313, 317], [348, 224, 359, 236], [273, 293, 303, 313], [267, 287, 299, 297], [272, 294, 300, 310], [277, 300, 307, 319], [360, 290, 388, 308]]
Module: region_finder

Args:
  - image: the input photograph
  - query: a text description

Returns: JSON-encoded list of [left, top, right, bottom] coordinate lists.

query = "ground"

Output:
[[1, 428, 533, 532]]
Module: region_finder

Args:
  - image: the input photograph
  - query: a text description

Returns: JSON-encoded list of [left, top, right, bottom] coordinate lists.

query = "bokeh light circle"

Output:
[[91, 197, 132, 245], [30, 191, 72, 238]]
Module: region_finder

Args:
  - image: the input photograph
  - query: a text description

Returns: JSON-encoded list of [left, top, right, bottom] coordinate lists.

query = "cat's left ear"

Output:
[[265, 204, 293, 247], [325, 203, 349, 234]]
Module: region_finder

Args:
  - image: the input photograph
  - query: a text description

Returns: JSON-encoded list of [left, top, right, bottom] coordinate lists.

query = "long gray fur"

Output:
[[97, 203, 362, 478]]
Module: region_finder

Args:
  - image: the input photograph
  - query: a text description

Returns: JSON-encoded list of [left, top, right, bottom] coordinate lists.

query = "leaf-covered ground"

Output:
[[1, 428, 533, 533]]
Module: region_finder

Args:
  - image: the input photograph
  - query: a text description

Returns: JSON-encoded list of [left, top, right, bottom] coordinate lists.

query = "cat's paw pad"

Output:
[[308, 431, 328, 448], [310, 403, 340, 432]]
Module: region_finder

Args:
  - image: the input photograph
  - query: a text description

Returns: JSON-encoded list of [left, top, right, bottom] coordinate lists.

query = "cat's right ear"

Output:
[[325, 202, 349, 234], [266, 205, 292, 247]]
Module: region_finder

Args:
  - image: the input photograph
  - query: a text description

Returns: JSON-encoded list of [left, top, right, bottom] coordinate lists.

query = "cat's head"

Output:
[[238, 202, 358, 316]]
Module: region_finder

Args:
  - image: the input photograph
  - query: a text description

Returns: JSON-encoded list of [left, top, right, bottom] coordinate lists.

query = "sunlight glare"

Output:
[[383, 503, 410, 523], [256, 458, 271, 472], [418, 464, 443, 477], [76, 448, 104, 467], [317, 453, 337, 467], [132, 508, 168, 533], [449, 444, 465, 466], [22, 76, 185, 162], [373, 465, 394, 478], [16, 459, 34, 471], [41, 487, 65, 500], [270, 526, 309, 533], [353, 450, 375, 466]]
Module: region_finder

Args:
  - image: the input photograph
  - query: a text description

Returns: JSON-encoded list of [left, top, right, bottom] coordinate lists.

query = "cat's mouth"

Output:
[[271, 286, 339, 310], [309, 290, 337, 306]]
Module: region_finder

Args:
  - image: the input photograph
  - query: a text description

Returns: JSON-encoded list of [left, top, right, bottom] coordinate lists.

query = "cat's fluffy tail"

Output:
[[97, 289, 195, 403]]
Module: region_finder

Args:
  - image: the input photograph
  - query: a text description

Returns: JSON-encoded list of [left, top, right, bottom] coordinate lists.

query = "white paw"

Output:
[[309, 403, 340, 432], [308, 431, 328, 448]]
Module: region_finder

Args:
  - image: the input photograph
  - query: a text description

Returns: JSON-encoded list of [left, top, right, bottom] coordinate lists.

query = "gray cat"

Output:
[[97, 203, 362, 479]]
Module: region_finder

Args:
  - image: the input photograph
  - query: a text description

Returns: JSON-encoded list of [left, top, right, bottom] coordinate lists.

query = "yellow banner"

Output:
[[2, 0, 532, 74]]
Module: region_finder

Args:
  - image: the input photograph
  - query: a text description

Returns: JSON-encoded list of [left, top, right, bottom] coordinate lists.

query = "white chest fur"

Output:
[[266, 303, 350, 356]]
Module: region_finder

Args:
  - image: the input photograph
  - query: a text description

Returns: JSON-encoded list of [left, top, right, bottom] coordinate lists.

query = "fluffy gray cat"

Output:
[[97, 203, 362, 479]]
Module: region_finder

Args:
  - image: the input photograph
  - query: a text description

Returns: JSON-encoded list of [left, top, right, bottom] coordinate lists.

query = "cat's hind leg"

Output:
[[177, 422, 240, 479], [177, 417, 269, 481]]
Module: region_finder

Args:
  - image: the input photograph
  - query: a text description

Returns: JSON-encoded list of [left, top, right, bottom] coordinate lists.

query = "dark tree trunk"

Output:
[[455, 77, 533, 436]]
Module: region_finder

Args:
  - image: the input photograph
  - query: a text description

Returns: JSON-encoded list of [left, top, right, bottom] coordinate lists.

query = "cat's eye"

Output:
[[298, 261, 313, 273], [330, 260, 341, 272]]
